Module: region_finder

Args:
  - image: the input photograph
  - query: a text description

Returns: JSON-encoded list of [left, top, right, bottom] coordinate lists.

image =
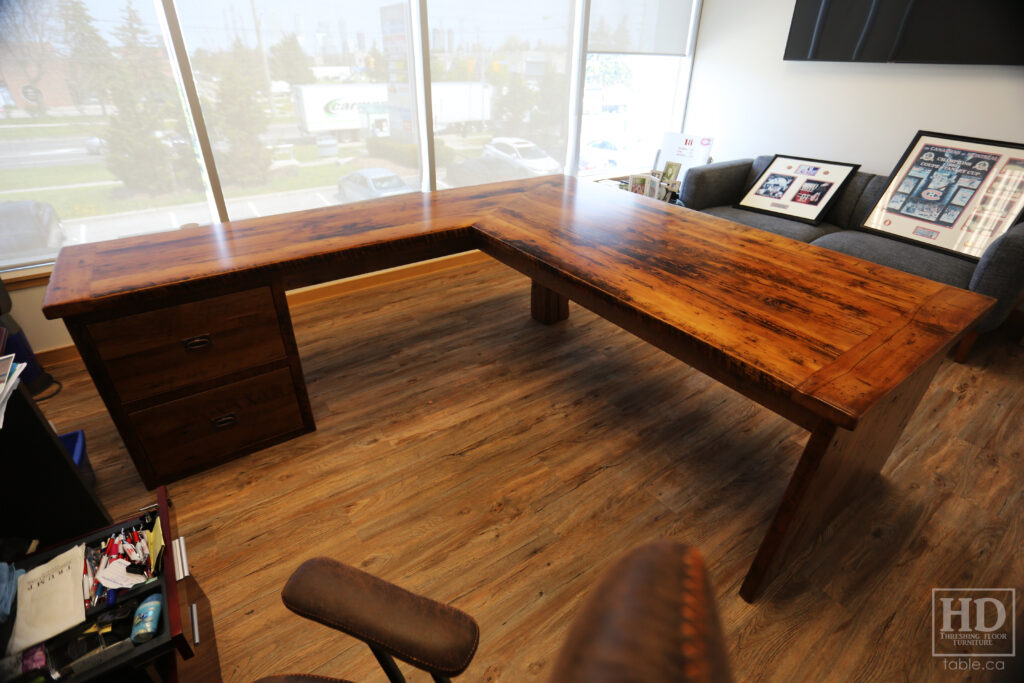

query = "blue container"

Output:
[[131, 594, 163, 643], [58, 430, 95, 489]]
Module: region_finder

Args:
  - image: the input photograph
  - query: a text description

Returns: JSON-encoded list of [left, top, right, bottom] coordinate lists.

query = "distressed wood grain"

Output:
[[35, 259, 1023, 682], [42, 176, 995, 601]]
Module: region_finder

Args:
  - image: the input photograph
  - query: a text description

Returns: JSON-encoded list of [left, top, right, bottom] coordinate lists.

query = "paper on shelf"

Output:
[[6, 545, 87, 656], [95, 559, 148, 590], [0, 354, 13, 396], [0, 359, 23, 401], [0, 358, 25, 429]]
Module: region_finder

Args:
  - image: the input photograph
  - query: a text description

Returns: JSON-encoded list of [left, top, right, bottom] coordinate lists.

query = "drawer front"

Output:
[[128, 368, 305, 482], [88, 288, 287, 403]]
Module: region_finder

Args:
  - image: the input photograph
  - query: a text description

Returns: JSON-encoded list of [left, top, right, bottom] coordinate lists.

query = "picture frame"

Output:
[[736, 155, 860, 225], [628, 174, 659, 199], [662, 161, 682, 184], [862, 131, 1024, 260]]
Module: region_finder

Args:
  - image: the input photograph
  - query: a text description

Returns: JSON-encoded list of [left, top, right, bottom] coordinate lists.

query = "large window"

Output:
[[428, 0, 574, 188], [173, 0, 423, 217], [578, 0, 697, 175], [0, 0, 213, 270], [0, 0, 700, 271]]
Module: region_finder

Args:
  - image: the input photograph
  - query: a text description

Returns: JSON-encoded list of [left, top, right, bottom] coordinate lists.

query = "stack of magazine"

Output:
[[0, 353, 26, 428]]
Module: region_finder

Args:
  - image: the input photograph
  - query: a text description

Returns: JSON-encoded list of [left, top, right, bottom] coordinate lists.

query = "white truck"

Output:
[[293, 82, 494, 139], [430, 82, 492, 134], [292, 84, 389, 140]]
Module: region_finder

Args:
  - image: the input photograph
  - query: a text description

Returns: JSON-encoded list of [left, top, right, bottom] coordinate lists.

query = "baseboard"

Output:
[[34, 250, 493, 365]]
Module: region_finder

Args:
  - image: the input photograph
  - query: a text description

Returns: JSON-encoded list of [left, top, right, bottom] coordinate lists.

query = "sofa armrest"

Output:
[[678, 158, 754, 211], [969, 221, 1024, 333]]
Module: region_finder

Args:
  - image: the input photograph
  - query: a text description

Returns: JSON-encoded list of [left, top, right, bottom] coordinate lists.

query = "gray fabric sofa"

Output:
[[679, 155, 1024, 335]]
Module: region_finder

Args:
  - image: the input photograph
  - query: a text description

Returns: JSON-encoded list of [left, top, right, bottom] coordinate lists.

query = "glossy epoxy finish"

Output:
[[44, 176, 993, 429]]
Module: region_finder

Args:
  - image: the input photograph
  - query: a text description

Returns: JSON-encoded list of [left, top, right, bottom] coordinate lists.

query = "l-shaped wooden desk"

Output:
[[43, 175, 992, 600]]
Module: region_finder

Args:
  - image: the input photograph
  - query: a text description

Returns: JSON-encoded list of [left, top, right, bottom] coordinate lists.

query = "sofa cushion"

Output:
[[811, 230, 975, 289], [678, 159, 755, 211], [850, 175, 891, 228], [704, 206, 841, 243], [822, 172, 878, 229], [745, 155, 774, 189]]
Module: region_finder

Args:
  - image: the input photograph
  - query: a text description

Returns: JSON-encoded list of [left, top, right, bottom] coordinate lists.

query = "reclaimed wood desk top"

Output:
[[44, 175, 993, 432]]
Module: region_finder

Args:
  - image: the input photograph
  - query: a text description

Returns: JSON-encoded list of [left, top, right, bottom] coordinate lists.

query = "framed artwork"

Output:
[[662, 161, 682, 184], [862, 131, 1024, 259], [628, 174, 659, 198], [737, 155, 860, 225]]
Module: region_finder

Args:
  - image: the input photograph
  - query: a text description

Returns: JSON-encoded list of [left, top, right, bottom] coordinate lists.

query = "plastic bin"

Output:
[[59, 430, 95, 489]]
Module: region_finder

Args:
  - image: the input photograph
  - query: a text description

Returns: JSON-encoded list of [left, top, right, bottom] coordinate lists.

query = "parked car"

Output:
[[85, 136, 107, 155], [155, 130, 189, 150], [337, 168, 412, 202], [579, 139, 623, 173], [481, 137, 562, 176], [444, 156, 532, 187]]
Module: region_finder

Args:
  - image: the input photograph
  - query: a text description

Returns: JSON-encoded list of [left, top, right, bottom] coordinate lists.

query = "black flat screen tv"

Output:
[[783, 0, 1024, 66]]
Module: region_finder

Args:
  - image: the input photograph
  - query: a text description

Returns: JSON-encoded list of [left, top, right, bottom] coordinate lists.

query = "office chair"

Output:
[[254, 540, 732, 683]]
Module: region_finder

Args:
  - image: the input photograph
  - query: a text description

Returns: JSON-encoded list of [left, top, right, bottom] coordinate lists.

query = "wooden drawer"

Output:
[[128, 367, 305, 482], [88, 287, 287, 403]]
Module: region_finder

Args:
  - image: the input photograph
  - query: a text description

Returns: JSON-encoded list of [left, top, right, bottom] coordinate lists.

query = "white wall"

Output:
[[684, 0, 1024, 175], [8, 285, 72, 352]]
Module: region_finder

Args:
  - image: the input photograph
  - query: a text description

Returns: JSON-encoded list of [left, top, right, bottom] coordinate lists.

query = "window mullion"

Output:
[[678, 0, 705, 134], [155, 0, 228, 223], [410, 0, 437, 193], [565, 0, 592, 177]]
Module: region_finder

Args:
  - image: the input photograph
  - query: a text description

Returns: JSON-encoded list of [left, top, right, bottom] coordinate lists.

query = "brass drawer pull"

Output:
[[182, 334, 212, 351], [210, 413, 237, 429]]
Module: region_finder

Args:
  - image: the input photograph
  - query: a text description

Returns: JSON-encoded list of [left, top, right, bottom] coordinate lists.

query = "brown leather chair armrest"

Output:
[[548, 541, 732, 683], [281, 557, 479, 678]]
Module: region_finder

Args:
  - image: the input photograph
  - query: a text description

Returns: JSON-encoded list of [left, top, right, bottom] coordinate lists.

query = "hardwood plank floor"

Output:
[[37, 257, 1022, 682]]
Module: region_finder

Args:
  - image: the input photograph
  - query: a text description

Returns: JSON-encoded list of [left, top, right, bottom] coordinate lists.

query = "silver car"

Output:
[[338, 168, 412, 202], [481, 137, 562, 176]]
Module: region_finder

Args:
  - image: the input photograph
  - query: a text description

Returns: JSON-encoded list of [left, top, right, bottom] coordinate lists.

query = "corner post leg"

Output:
[[739, 352, 945, 602], [531, 280, 569, 324], [953, 330, 979, 363]]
